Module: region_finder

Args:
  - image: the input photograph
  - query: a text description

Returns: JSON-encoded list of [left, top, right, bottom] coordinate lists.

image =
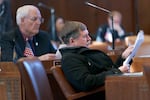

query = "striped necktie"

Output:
[[24, 40, 34, 57]]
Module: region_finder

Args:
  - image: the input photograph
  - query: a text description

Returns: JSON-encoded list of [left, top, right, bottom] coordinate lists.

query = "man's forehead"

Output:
[[27, 9, 41, 16], [79, 29, 89, 35]]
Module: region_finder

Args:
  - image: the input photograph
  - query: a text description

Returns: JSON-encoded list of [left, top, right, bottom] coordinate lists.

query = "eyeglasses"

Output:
[[26, 16, 44, 23]]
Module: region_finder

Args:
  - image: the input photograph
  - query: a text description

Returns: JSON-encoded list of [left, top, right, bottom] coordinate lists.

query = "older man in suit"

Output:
[[0, 5, 56, 61]]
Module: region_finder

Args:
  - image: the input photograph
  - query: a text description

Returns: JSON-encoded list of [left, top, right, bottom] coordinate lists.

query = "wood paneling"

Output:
[[137, 0, 150, 34], [95, 0, 135, 33], [106, 75, 150, 100], [0, 62, 22, 100], [0, 60, 61, 100], [10, 0, 149, 35]]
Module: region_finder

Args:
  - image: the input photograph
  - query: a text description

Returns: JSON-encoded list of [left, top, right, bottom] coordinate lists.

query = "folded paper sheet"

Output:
[[123, 30, 144, 66]]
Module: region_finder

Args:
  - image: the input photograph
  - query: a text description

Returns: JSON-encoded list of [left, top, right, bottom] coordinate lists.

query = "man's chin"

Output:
[[87, 42, 91, 47], [33, 30, 39, 35], [35, 29, 39, 33]]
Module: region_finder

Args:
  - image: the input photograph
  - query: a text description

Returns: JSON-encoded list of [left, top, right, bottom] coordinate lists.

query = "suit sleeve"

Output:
[[115, 55, 133, 68], [0, 34, 14, 61]]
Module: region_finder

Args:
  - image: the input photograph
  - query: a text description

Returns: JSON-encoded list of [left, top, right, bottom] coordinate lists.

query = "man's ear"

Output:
[[69, 37, 74, 44]]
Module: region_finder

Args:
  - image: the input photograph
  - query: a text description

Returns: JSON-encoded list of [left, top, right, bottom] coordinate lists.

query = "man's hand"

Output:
[[38, 53, 56, 61], [118, 65, 130, 73], [122, 45, 134, 59]]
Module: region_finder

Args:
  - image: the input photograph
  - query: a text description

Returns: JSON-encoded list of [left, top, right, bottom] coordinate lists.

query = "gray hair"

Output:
[[60, 21, 87, 44], [16, 5, 38, 25]]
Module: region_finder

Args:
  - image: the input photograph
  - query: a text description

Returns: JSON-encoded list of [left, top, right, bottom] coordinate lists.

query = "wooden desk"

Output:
[[0, 59, 61, 100], [135, 43, 150, 57], [131, 57, 150, 72], [128, 43, 150, 72], [105, 75, 150, 100], [0, 62, 22, 100]]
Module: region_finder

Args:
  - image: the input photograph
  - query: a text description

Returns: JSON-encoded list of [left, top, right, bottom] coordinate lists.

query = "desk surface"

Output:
[[105, 75, 150, 100], [131, 57, 150, 72]]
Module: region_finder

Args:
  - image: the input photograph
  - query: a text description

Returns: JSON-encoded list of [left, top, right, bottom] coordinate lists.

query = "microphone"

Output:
[[38, 2, 51, 10], [85, 2, 115, 50], [38, 2, 56, 41], [85, 2, 111, 14], [38, 2, 55, 14], [37, 2, 55, 15]]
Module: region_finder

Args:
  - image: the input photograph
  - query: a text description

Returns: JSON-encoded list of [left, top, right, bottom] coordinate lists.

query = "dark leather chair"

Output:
[[17, 57, 54, 100], [51, 66, 105, 100]]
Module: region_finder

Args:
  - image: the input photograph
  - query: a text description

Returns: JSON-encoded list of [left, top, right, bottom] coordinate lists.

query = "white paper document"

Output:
[[123, 30, 144, 66]]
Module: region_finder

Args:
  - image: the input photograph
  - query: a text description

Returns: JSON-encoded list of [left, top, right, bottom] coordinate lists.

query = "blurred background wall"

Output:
[[10, 0, 150, 35]]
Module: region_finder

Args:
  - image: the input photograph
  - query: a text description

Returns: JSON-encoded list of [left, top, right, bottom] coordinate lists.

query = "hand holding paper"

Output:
[[123, 30, 144, 66]]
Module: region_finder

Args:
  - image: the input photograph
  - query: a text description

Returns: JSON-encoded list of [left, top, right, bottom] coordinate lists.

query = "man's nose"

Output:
[[36, 17, 44, 24], [36, 19, 42, 24], [88, 35, 91, 41]]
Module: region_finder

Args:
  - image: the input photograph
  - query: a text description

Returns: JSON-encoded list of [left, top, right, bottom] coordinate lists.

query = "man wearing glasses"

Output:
[[0, 5, 56, 61]]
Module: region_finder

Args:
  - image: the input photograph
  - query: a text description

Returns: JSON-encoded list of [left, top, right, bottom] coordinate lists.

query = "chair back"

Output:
[[51, 66, 105, 100], [17, 57, 54, 100]]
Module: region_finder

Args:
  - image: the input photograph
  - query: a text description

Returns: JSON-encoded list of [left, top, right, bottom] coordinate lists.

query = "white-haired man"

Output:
[[0, 5, 56, 61]]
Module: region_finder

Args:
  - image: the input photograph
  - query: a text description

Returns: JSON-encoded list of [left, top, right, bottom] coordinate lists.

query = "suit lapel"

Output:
[[14, 29, 26, 57]]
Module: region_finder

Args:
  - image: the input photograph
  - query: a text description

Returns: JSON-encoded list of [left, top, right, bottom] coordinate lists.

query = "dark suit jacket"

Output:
[[60, 47, 124, 91], [0, 28, 56, 61]]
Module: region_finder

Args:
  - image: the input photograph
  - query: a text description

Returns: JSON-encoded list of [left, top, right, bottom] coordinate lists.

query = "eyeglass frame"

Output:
[[25, 16, 44, 23]]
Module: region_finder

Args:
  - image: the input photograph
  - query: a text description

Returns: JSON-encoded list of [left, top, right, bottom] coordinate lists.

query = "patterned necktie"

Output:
[[24, 40, 34, 57]]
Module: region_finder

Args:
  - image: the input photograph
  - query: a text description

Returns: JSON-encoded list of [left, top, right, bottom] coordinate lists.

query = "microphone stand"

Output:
[[110, 14, 115, 50], [50, 8, 56, 41], [85, 2, 115, 50], [38, 2, 56, 41]]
